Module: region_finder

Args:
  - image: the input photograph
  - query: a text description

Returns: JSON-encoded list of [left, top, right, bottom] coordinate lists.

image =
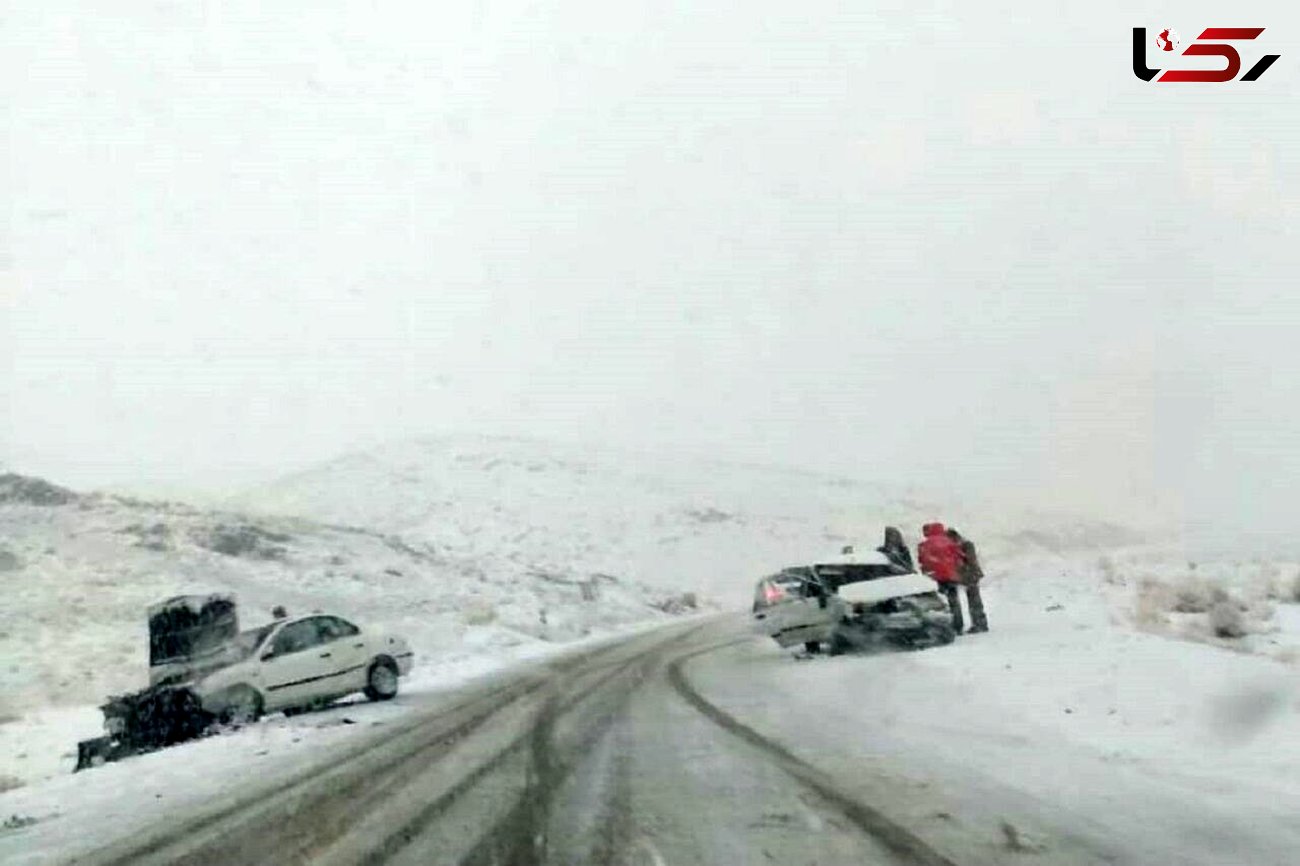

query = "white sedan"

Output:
[[192, 613, 414, 722]]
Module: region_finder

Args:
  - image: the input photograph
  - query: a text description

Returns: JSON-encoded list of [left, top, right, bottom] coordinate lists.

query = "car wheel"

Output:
[[220, 686, 263, 726], [363, 659, 399, 702]]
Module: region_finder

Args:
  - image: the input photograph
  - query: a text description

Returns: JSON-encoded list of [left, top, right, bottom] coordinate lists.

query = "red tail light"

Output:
[[764, 584, 785, 603]]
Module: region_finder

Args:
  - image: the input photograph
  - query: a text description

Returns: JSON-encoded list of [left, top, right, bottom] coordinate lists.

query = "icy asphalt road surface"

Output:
[[13, 614, 1297, 866], [62, 618, 942, 866]]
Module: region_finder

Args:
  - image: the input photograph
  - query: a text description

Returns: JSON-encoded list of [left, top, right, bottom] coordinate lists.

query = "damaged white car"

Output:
[[752, 547, 955, 654], [77, 595, 414, 769]]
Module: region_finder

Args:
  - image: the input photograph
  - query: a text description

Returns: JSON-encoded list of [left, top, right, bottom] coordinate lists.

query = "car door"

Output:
[[753, 574, 799, 635], [259, 618, 339, 710], [315, 615, 371, 692], [769, 575, 837, 647]]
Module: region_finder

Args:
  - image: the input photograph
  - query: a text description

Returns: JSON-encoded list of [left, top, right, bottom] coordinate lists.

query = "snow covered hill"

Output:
[[233, 434, 1150, 608], [0, 471, 697, 718]]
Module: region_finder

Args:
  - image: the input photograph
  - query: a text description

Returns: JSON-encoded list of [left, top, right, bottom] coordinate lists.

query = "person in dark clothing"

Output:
[[947, 528, 989, 633], [878, 525, 915, 573], [918, 522, 964, 632]]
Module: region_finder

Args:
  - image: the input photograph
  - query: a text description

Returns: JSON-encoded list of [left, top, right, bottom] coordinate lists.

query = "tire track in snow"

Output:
[[666, 642, 959, 866]]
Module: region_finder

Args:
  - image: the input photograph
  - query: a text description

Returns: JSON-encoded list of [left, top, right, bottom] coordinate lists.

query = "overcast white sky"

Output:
[[4, 1, 1299, 551]]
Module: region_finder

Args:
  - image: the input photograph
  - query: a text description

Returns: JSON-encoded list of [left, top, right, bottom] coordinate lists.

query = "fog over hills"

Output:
[[234, 434, 1155, 605]]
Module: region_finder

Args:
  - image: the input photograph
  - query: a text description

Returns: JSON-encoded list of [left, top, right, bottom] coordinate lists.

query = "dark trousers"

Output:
[[939, 582, 988, 632]]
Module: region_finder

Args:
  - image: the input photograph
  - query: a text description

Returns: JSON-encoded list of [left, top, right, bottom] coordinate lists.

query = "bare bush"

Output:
[[653, 592, 699, 614], [193, 524, 290, 560], [1098, 556, 1123, 586], [1134, 579, 1172, 627], [1171, 577, 1228, 614], [1210, 601, 1247, 639]]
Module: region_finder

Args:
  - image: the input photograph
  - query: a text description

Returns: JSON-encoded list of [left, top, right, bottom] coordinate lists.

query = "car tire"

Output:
[[363, 658, 399, 702], [220, 686, 263, 726]]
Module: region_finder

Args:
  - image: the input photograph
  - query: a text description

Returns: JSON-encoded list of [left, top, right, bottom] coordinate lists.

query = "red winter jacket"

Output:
[[917, 522, 962, 583]]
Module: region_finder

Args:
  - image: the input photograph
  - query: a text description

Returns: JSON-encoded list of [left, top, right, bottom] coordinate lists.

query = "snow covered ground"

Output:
[[695, 550, 1300, 866]]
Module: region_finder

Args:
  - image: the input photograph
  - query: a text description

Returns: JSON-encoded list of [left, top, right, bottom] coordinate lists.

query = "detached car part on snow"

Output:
[[76, 594, 414, 771], [752, 549, 955, 654]]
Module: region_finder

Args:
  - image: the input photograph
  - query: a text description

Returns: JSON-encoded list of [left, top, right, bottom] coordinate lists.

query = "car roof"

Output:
[[275, 613, 349, 627]]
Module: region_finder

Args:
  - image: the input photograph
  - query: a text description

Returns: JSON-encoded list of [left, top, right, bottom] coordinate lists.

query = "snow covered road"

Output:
[[6, 619, 940, 866], [2, 604, 1297, 865]]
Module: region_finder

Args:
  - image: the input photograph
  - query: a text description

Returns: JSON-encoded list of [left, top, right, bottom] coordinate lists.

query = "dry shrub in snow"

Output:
[[1134, 579, 1172, 627], [1170, 576, 1228, 614], [1261, 569, 1300, 603], [653, 592, 699, 614], [1209, 601, 1247, 639]]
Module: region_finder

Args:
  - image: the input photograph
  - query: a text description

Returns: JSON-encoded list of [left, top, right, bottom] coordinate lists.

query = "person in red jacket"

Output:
[[918, 522, 965, 633]]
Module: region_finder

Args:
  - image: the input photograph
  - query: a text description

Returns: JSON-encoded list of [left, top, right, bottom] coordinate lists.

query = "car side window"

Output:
[[316, 616, 360, 642], [270, 620, 323, 657]]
